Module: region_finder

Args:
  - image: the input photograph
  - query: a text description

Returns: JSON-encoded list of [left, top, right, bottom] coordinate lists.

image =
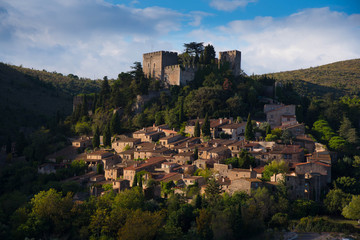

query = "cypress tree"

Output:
[[265, 124, 271, 136], [245, 113, 254, 141], [103, 123, 111, 148], [194, 120, 200, 137], [81, 95, 88, 117], [92, 126, 100, 149], [202, 113, 211, 137], [110, 112, 121, 136], [194, 147, 198, 160], [178, 98, 184, 124]]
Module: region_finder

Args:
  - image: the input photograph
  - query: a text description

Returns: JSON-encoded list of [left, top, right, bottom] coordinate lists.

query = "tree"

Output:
[[329, 136, 347, 151], [201, 44, 216, 65], [99, 76, 111, 107], [262, 160, 289, 181], [324, 189, 351, 215], [75, 121, 91, 135], [184, 42, 204, 57], [194, 120, 200, 137], [334, 176, 359, 194], [201, 113, 211, 137], [339, 116, 359, 144], [92, 126, 100, 148], [194, 147, 198, 160], [103, 123, 111, 148], [205, 178, 222, 204], [265, 124, 271, 136], [110, 112, 121, 135], [245, 114, 254, 141], [342, 195, 360, 220], [178, 98, 185, 124], [196, 209, 213, 240], [118, 209, 164, 240], [97, 163, 104, 174]]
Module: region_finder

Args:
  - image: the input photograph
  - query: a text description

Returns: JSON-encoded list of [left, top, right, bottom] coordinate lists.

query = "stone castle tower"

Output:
[[219, 50, 241, 76], [143, 49, 241, 86], [142, 51, 178, 81]]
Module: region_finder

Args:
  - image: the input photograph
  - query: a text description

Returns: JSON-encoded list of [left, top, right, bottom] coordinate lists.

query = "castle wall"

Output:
[[143, 51, 178, 81], [164, 65, 196, 86], [219, 50, 241, 76]]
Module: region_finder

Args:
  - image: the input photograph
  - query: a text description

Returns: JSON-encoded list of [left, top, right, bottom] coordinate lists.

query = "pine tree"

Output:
[[92, 126, 100, 149], [202, 113, 211, 137], [110, 112, 121, 136], [339, 116, 359, 144], [245, 113, 254, 141], [103, 123, 111, 148], [194, 120, 200, 137]]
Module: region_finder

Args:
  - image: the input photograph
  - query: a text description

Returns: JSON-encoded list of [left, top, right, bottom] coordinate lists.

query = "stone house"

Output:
[[219, 122, 247, 140], [172, 152, 195, 165], [112, 138, 141, 153], [228, 178, 263, 194], [228, 168, 257, 180], [118, 149, 135, 160], [193, 159, 215, 169], [294, 135, 316, 153], [133, 147, 173, 159], [132, 128, 165, 142], [159, 134, 185, 147], [104, 162, 128, 180], [278, 122, 305, 137], [182, 175, 206, 186], [71, 136, 92, 148], [112, 179, 130, 192], [85, 150, 114, 171], [269, 145, 304, 163], [264, 104, 296, 127], [123, 157, 167, 185]]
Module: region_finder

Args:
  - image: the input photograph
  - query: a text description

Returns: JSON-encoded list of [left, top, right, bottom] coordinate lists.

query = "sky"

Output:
[[0, 0, 359, 79]]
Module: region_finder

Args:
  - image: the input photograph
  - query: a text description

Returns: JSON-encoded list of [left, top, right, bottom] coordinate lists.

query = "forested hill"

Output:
[[0, 63, 100, 140], [265, 59, 360, 97]]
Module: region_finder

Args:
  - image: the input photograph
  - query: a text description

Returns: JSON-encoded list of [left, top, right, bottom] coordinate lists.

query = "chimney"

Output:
[[153, 123, 156, 128], [186, 142, 189, 148], [220, 118, 223, 124], [250, 165, 253, 171]]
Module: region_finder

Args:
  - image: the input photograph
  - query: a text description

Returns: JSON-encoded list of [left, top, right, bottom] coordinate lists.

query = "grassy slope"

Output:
[[266, 59, 360, 97], [0, 63, 100, 140]]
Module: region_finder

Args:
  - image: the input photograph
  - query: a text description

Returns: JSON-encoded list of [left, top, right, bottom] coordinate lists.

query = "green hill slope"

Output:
[[266, 59, 360, 96], [0, 63, 100, 141]]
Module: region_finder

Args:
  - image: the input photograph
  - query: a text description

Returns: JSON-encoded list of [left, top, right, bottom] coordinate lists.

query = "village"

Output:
[[38, 102, 333, 202]]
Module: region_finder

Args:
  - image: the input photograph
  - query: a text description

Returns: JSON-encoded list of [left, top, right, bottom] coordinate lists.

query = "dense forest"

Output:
[[1, 43, 360, 239]]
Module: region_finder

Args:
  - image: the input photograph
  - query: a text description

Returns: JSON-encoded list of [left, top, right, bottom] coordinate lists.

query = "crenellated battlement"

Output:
[[143, 51, 178, 57], [143, 47, 241, 86]]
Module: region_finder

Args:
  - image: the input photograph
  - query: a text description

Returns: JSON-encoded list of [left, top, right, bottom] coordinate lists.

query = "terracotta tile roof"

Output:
[[221, 122, 246, 129], [114, 138, 140, 143]]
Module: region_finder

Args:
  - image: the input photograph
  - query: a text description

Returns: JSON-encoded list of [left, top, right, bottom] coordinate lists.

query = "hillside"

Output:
[[0, 63, 100, 141], [265, 59, 360, 97]]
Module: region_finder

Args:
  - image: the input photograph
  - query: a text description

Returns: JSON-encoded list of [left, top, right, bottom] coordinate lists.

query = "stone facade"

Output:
[[218, 50, 242, 76], [143, 49, 241, 87], [143, 51, 178, 81], [264, 104, 296, 127]]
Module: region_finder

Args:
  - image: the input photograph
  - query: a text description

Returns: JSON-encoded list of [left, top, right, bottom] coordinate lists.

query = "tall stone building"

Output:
[[143, 49, 241, 87]]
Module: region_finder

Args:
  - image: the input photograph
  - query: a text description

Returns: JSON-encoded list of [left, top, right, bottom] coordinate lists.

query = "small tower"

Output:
[[219, 50, 241, 76]]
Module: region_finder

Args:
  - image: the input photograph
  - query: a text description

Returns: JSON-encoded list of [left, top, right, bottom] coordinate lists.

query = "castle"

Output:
[[143, 50, 241, 86]]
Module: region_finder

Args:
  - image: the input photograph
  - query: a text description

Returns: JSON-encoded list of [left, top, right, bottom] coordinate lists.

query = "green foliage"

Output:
[[75, 121, 91, 135], [324, 189, 351, 215], [290, 199, 320, 219], [245, 113, 254, 140], [224, 149, 256, 169], [97, 163, 104, 174], [110, 112, 121, 135], [113, 187, 145, 210], [334, 176, 360, 194], [295, 216, 358, 233], [312, 119, 336, 142], [339, 116, 359, 144], [103, 123, 111, 148], [329, 136, 347, 151], [205, 178, 222, 204], [92, 126, 100, 148], [342, 195, 360, 220], [196, 209, 213, 240], [262, 160, 289, 181], [201, 113, 211, 137], [194, 120, 200, 137], [268, 213, 289, 230], [194, 168, 212, 180]]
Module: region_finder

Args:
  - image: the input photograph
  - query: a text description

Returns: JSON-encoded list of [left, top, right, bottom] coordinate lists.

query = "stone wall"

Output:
[[143, 51, 178, 81], [164, 65, 196, 86], [219, 50, 241, 76]]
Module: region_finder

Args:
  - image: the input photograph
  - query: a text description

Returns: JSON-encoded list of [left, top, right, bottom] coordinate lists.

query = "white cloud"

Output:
[[210, 0, 256, 11], [0, 0, 183, 78], [189, 7, 360, 74]]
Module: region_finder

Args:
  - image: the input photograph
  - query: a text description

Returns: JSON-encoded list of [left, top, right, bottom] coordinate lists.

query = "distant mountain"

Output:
[[265, 59, 360, 97], [0, 63, 100, 140]]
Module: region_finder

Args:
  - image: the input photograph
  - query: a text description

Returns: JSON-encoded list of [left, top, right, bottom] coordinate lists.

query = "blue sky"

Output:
[[0, 0, 359, 79]]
